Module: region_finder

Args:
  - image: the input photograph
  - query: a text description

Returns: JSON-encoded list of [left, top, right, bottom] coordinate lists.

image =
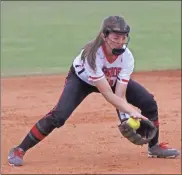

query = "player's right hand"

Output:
[[129, 111, 148, 121]]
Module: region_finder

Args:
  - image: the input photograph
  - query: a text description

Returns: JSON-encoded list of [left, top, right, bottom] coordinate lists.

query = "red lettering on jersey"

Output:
[[102, 67, 121, 78], [117, 68, 122, 75]]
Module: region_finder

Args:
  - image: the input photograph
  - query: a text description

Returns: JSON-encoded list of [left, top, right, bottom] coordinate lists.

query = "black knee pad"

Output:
[[140, 94, 158, 122], [46, 111, 66, 128], [37, 113, 65, 136]]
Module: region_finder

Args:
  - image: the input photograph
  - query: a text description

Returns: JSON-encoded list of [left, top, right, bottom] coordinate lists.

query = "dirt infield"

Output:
[[1, 70, 181, 174]]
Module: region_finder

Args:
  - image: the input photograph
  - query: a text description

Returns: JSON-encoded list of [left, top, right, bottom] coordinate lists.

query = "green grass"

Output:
[[1, 1, 181, 77]]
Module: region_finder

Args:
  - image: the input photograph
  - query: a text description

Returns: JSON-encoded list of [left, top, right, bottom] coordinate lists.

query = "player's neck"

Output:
[[102, 44, 118, 63]]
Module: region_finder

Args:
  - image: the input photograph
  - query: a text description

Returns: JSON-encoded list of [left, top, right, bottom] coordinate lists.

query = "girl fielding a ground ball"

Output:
[[8, 16, 180, 166]]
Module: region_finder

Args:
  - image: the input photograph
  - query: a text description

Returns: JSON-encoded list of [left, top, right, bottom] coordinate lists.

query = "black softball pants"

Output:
[[30, 66, 159, 148]]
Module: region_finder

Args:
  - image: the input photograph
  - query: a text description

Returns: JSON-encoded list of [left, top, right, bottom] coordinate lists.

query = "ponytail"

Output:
[[81, 33, 103, 71]]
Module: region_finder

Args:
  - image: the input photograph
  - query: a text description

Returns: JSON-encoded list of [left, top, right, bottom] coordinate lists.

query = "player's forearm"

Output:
[[114, 81, 127, 99], [115, 89, 127, 102], [102, 91, 136, 115], [94, 77, 135, 114], [114, 83, 130, 112]]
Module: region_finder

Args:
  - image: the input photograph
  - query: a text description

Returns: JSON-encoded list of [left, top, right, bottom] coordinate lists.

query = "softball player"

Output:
[[8, 16, 179, 166]]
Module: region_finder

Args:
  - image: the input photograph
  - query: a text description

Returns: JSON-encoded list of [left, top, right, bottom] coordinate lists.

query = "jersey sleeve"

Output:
[[117, 49, 134, 84], [84, 53, 105, 82]]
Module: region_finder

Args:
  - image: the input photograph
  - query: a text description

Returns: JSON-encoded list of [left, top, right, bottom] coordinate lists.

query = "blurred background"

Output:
[[1, 1, 181, 77]]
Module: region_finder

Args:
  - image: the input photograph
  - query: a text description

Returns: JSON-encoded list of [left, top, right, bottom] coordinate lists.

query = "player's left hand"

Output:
[[118, 118, 158, 145]]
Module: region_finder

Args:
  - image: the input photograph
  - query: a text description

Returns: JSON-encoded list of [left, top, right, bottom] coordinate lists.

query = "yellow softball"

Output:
[[127, 117, 141, 130]]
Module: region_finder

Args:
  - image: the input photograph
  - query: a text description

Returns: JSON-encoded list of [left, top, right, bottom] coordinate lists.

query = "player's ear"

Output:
[[101, 33, 106, 41]]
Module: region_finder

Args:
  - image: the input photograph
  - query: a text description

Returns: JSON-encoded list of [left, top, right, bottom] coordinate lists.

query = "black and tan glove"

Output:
[[118, 118, 158, 145]]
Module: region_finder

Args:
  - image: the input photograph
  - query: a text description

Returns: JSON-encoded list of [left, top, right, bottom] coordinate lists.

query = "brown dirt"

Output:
[[1, 70, 181, 174]]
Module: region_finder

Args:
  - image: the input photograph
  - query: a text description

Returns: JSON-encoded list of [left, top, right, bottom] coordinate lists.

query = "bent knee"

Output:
[[141, 94, 158, 111], [140, 95, 158, 121], [46, 110, 68, 128]]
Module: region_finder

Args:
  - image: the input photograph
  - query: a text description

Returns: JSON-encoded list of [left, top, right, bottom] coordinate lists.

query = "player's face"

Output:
[[106, 32, 128, 49]]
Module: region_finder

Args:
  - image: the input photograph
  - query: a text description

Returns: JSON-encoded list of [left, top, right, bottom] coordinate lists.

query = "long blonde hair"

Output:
[[81, 32, 104, 71], [81, 16, 129, 71]]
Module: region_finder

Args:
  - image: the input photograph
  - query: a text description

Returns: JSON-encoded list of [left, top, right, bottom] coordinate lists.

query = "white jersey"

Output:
[[73, 45, 134, 87]]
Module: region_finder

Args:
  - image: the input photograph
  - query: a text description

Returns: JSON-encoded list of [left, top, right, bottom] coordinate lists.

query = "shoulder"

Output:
[[92, 46, 105, 65], [122, 47, 134, 64], [96, 46, 104, 59], [123, 47, 134, 59], [74, 48, 84, 60]]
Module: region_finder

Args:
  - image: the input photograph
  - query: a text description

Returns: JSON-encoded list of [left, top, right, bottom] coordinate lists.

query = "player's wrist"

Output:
[[118, 111, 130, 120]]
